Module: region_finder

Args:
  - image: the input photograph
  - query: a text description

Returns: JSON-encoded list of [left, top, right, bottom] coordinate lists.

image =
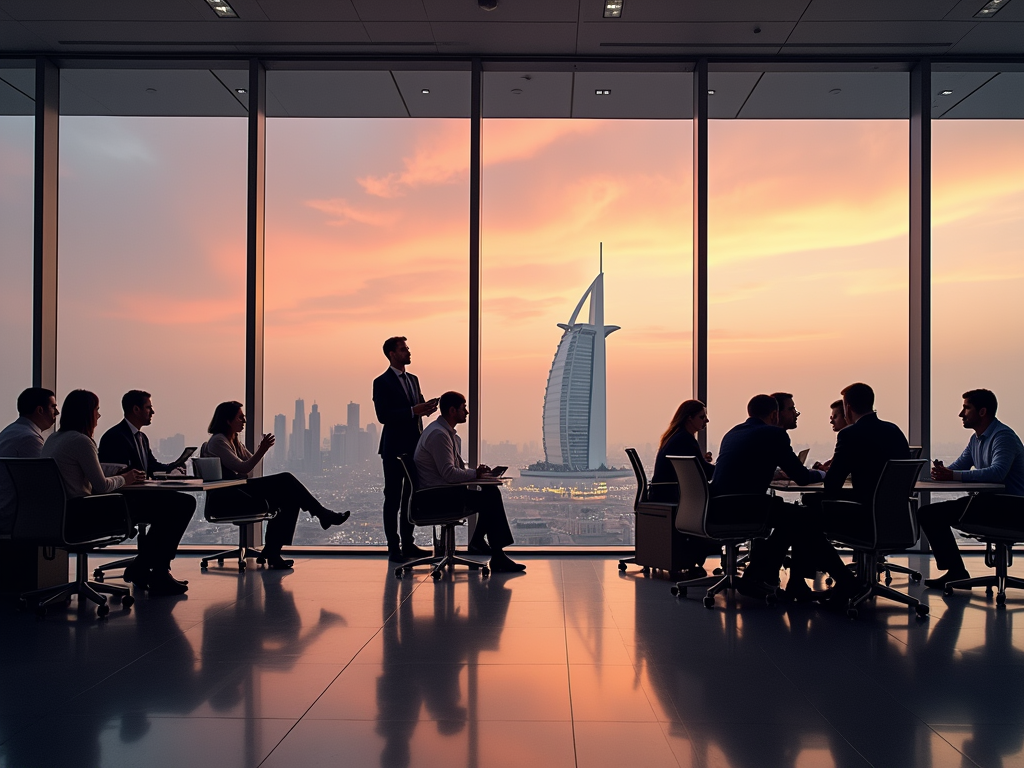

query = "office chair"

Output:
[[621, 448, 685, 576], [944, 494, 1024, 608], [2, 458, 134, 618], [823, 459, 929, 619], [668, 456, 774, 608], [393, 455, 489, 581]]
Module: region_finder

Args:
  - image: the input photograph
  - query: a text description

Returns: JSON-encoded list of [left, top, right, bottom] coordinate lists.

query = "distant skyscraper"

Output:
[[273, 414, 287, 469], [158, 433, 185, 463], [541, 263, 619, 470], [365, 422, 378, 462], [308, 403, 321, 473], [346, 402, 360, 465], [330, 424, 345, 467], [291, 398, 305, 461]]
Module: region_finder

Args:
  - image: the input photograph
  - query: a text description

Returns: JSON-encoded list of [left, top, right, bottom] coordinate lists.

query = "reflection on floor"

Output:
[[1, 554, 1023, 767]]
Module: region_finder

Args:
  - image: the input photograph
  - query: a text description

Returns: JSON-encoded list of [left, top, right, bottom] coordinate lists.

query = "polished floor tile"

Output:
[[1, 553, 1022, 767]]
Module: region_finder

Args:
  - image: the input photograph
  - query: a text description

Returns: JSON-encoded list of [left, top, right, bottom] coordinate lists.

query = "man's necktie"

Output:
[[135, 431, 148, 472], [400, 373, 415, 404]]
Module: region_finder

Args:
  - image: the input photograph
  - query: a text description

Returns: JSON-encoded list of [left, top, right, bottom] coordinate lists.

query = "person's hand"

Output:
[[256, 433, 275, 456], [414, 398, 439, 417], [476, 464, 492, 478], [704, 451, 713, 463], [773, 469, 789, 481], [931, 464, 955, 481], [120, 468, 145, 486]]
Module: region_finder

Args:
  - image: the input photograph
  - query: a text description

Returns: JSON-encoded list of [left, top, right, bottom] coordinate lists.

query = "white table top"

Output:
[[121, 478, 247, 492], [770, 479, 1005, 493]]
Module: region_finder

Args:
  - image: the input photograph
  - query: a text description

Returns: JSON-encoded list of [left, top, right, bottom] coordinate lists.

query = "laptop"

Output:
[[797, 448, 810, 466]]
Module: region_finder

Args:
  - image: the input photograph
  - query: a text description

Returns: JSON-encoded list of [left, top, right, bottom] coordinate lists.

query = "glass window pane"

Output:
[[482, 106, 693, 546], [263, 115, 469, 546], [0, 65, 35, 415]]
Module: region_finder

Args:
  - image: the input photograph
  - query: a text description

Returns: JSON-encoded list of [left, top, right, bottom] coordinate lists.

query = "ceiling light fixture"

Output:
[[604, 1, 623, 18], [975, 0, 1010, 17], [205, 0, 238, 18], [235, 88, 246, 94], [707, 89, 715, 95], [595, 89, 611, 96], [421, 88, 430, 94], [478, 0, 498, 10], [939, 90, 954, 96], [829, 88, 842, 95]]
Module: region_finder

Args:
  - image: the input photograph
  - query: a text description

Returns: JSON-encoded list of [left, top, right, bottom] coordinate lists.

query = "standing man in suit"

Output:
[[373, 337, 439, 562], [97, 390, 195, 594]]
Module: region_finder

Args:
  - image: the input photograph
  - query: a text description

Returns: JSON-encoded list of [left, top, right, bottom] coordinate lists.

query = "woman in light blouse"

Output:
[[202, 401, 349, 570], [41, 390, 193, 595]]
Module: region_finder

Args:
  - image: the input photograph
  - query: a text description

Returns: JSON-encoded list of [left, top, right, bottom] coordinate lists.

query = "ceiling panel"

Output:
[[211, 68, 250, 111], [571, 72, 691, 119], [423, 0, 579, 22], [944, 0, 1024, 21], [931, 71, 995, 117], [362, 21, 436, 45], [708, 72, 762, 119], [739, 72, 909, 118], [59, 68, 246, 116], [432, 21, 578, 55], [579, 0, 810, 22], [393, 70, 470, 118], [351, 0, 427, 22], [948, 22, 1024, 53], [802, 0, 961, 22], [943, 72, 1024, 118], [266, 70, 407, 117], [483, 71, 572, 118], [0, 69, 33, 115], [578, 21, 792, 56], [255, 0, 359, 22], [0, 0, 204, 21], [784, 20, 974, 52]]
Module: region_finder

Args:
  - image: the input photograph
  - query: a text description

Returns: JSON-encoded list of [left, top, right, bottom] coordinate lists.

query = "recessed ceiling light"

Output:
[[595, 89, 611, 96], [707, 89, 715, 95], [829, 88, 842, 95], [205, 0, 238, 18], [939, 90, 954, 96], [145, 87, 157, 94], [604, 0, 623, 18], [235, 88, 246, 95], [975, 0, 1010, 17], [511, 88, 523, 95], [421, 89, 430, 94]]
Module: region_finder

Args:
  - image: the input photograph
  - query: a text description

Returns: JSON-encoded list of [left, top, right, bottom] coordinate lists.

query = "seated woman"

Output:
[[202, 401, 349, 570], [649, 399, 719, 576], [41, 389, 194, 595]]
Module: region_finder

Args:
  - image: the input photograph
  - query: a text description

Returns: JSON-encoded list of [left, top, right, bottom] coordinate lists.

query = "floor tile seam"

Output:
[[255, 569, 427, 767], [559, 568, 581, 768], [926, 725, 985, 768]]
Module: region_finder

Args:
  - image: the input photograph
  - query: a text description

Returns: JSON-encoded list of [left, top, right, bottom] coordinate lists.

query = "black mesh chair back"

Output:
[[625, 448, 648, 511], [4, 458, 70, 543], [870, 459, 927, 550], [669, 456, 710, 538], [909, 446, 923, 459]]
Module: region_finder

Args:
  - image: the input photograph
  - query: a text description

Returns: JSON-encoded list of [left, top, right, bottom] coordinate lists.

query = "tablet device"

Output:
[[490, 466, 508, 478], [168, 446, 198, 468], [797, 448, 810, 466]]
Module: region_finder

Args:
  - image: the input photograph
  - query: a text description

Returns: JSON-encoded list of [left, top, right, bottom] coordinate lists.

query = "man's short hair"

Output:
[[841, 383, 874, 414], [770, 392, 794, 410], [747, 394, 779, 420], [17, 387, 54, 417], [121, 390, 151, 415], [963, 388, 998, 417], [830, 399, 844, 410], [382, 336, 407, 357], [439, 391, 466, 416]]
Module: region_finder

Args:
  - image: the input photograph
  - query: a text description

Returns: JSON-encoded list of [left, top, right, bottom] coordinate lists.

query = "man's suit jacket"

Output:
[[98, 419, 172, 474], [372, 368, 425, 458], [710, 417, 819, 497], [824, 412, 910, 506]]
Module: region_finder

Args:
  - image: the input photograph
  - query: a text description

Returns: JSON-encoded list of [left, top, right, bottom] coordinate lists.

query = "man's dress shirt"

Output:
[[946, 419, 1024, 497], [414, 417, 477, 488], [0, 417, 45, 533]]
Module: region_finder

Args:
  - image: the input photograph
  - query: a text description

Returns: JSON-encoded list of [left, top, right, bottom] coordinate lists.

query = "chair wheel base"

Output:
[[481, 567, 490, 578], [394, 568, 403, 579], [200, 561, 209, 569], [911, 572, 922, 582], [943, 585, 954, 596], [122, 595, 135, 609], [702, 596, 715, 608], [618, 562, 627, 572], [997, 593, 1007, 606], [97, 604, 110, 618], [846, 607, 858, 619], [915, 604, 929, 617]]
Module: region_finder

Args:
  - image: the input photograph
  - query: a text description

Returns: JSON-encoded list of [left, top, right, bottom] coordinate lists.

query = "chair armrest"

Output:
[[64, 493, 133, 546]]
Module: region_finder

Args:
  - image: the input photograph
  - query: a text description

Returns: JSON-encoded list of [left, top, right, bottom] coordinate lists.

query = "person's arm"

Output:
[[777, 432, 823, 486], [77, 436, 127, 494], [946, 443, 975, 472], [823, 431, 853, 495], [97, 428, 133, 468], [206, 435, 261, 477], [954, 432, 1021, 484], [422, 429, 477, 484], [373, 375, 416, 423]]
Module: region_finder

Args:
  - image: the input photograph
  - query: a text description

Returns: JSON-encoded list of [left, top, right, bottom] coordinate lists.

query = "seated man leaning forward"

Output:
[[920, 388, 1024, 589], [413, 391, 525, 573]]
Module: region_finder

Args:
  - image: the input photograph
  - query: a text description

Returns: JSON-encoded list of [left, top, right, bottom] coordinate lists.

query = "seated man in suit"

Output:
[[712, 394, 855, 601], [413, 391, 525, 573], [97, 389, 195, 594], [812, 400, 848, 471], [0, 387, 59, 534], [919, 388, 1024, 589]]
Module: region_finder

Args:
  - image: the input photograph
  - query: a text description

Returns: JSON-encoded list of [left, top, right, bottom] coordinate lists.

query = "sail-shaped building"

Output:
[[539, 267, 620, 471]]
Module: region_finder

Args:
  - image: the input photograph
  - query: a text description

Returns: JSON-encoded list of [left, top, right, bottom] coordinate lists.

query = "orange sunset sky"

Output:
[[0, 114, 1021, 463]]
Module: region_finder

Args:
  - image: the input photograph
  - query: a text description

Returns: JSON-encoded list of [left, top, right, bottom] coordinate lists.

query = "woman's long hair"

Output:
[[659, 399, 706, 451], [59, 389, 99, 436], [208, 401, 244, 437]]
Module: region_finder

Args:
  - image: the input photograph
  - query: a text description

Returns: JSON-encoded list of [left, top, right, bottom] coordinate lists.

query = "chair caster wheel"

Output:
[[846, 608, 858, 619], [712, 568, 723, 576], [825, 577, 833, 587], [702, 596, 715, 609], [765, 594, 777, 607], [122, 595, 135, 609], [17, 598, 27, 613], [915, 604, 929, 617], [986, 587, 994, 597], [93, 571, 104, 582], [394, 568, 403, 579], [943, 586, 954, 596], [238, 561, 246, 571], [911, 571, 922, 582], [481, 567, 490, 578], [217, 558, 224, 565], [641, 566, 650, 576], [97, 604, 110, 618], [200, 560, 209, 569], [884, 576, 892, 586], [997, 593, 1007, 606], [670, 586, 680, 597], [256, 556, 266, 565], [431, 571, 442, 581], [618, 562, 627, 572], [36, 606, 47, 618]]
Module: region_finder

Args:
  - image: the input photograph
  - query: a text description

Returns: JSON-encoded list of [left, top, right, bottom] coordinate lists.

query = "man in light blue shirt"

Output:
[[921, 389, 1024, 588], [0, 388, 59, 534]]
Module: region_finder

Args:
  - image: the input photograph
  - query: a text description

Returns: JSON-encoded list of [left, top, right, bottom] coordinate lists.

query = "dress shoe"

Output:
[[489, 550, 526, 573], [816, 580, 859, 612], [266, 554, 294, 570], [387, 548, 407, 563], [145, 570, 188, 596], [403, 544, 432, 559], [318, 509, 351, 530], [782, 578, 818, 603], [924, 569, 970, 589], [122, 559, 147, 585], [735, 574, 775, 600], [467, 543, 491, 556]]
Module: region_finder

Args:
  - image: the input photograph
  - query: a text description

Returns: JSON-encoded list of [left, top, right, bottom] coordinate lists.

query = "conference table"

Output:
[[120, 477, 247, 492], [769, 479, 1005, 494]]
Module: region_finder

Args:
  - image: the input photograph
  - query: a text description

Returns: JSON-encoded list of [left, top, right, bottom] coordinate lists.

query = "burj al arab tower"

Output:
[[540, 260, 620, 472]]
